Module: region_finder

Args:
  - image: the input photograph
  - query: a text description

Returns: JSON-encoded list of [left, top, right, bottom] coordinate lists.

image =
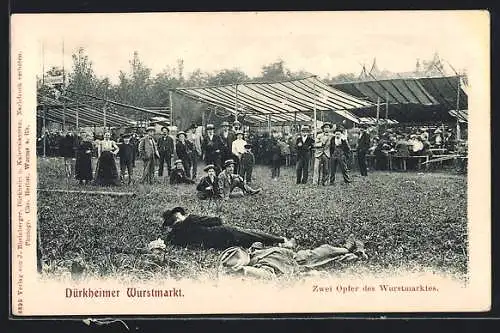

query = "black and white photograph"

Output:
[[10, 11, 490, 315]]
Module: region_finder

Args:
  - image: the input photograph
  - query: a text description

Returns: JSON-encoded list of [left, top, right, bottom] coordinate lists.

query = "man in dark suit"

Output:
[[157, 126, 175, 177], [196, 164, 222, 200], [357, 126, 371, 176], [295, 125, 314, 184], [202, 124, 223, 171], [219, 121, 235, 163], [330, 127, 352, 184], [161, 206, 296, 250]]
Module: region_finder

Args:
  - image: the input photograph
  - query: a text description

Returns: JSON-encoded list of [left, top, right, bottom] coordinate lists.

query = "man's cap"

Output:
[[244, 144, 253, 149], [233, 120, 241, 126], [206, 124, 215, 130], [161, 126, 169, 131], [235, 131, 244, 136], [176, 131, 186, 138], [203, 164, 216, 172], [121, 134, 131, 139], [174, 159, 183, 165], [162, 207, 186, 227], [146, 126, 156, 132], [221, 121, 230, 127], [321, 122, 332, 129], [334, 126, 344, 133], [224, 159, 236, 167], [301, 125, 310, 131]]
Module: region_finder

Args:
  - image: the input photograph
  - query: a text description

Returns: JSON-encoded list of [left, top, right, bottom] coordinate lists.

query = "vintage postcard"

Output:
[[10, 11, 490, 316]]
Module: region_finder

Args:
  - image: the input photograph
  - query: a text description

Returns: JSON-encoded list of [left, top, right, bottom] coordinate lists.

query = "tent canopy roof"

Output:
[[331, 75, 468, 123], [174, 76, 373, 124]]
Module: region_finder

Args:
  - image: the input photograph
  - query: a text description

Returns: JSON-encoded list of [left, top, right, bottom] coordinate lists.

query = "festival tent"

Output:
[[172, 76, 374, 125], [331, 75, 468, 124]]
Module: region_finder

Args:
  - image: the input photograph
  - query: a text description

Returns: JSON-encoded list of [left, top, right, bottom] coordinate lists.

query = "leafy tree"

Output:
[[207, 68, 249, 85]]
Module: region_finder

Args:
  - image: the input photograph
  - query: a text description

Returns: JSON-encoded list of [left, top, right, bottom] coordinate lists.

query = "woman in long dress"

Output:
[[75, 132, 93, 185], [95, 132, 120, 186]]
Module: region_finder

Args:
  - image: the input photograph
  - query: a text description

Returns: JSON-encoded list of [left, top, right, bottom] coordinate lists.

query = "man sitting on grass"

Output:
[[196, 164, 222, 200], [161, 206, 297, 250], [218, 159, 261, 199], [170, 159, 196, 185]]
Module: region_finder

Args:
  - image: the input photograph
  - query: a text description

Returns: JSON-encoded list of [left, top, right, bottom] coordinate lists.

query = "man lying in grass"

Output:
[[161, 206, 296, 250]]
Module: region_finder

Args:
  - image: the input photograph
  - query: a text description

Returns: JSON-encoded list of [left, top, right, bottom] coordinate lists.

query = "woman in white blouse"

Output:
[[95, 132, 120, 185], [231, 131, 247, 174]]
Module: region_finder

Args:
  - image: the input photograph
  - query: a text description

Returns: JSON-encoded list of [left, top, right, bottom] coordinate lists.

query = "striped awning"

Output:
[[448, 109, 468, 123], [174, 76, 373, 124], [37, 95, 136, 127]]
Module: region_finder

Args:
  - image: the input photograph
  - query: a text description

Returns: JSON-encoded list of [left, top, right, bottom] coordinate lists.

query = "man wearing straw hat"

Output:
[[313, 122, 333, 186], [218, 159, 261, 199], [196, 164, 222, 200], [138, 126, 160, 184]]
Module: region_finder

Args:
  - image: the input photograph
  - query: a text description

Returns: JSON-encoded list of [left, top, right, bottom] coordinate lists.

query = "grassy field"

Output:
[[37, 157, 468, 281]]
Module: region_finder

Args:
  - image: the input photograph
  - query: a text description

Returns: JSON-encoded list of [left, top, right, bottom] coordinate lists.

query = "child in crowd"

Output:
[[270, 133, 282, 181], [239, 144, 255, 184]]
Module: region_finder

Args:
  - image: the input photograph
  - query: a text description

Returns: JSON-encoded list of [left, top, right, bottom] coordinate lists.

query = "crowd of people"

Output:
[[38, 119, 465, 193]]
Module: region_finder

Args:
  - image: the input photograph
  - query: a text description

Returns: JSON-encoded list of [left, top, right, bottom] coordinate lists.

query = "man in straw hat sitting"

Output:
[[170, 159, 196, 185], [161, 206, 296, 250], [138, 126, 160, 184], [196, 164, 222, 200], [218, 159, 261, 199]]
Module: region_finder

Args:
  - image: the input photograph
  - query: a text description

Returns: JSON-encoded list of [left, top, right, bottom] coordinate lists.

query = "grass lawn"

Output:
[[37, 157, 468, 282]]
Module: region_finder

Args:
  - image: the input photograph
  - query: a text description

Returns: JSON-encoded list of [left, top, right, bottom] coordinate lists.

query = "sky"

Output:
[[13, 11, 487, 84]]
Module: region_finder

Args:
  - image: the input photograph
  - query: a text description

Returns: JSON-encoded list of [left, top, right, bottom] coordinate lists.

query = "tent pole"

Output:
[[234, 84, 238, 121], [294, 112, 297, 134], [313, 76, 317, 140], [385, 91, 389, 130], [76, 100, 79, 130], [103, 102, 107, 129], [62, 100, 66, 131], [455, 75, 461, 140], [169, 90, 174, 126], [376, 97, 380, 136], [43, 107, 47, 157]]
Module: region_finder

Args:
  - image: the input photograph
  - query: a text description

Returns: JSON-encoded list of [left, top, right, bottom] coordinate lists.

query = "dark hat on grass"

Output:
[[203, 164, 216, 172], [224, 159, 236, 168], [162, 207, 186, 227]]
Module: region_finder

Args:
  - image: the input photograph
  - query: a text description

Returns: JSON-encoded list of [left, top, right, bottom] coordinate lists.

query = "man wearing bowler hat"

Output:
[[313, 122, 333, 186], [202, 124, 223, 171], [296, 125, 314, 184], [138, 126, 160, 184]]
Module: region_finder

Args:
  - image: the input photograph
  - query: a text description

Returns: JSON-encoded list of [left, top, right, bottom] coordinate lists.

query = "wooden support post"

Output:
[[43, 107, 47, 157], [376, 97, 380, 136], [235, 84, 239, 122], [169, 90, 174, 126]]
